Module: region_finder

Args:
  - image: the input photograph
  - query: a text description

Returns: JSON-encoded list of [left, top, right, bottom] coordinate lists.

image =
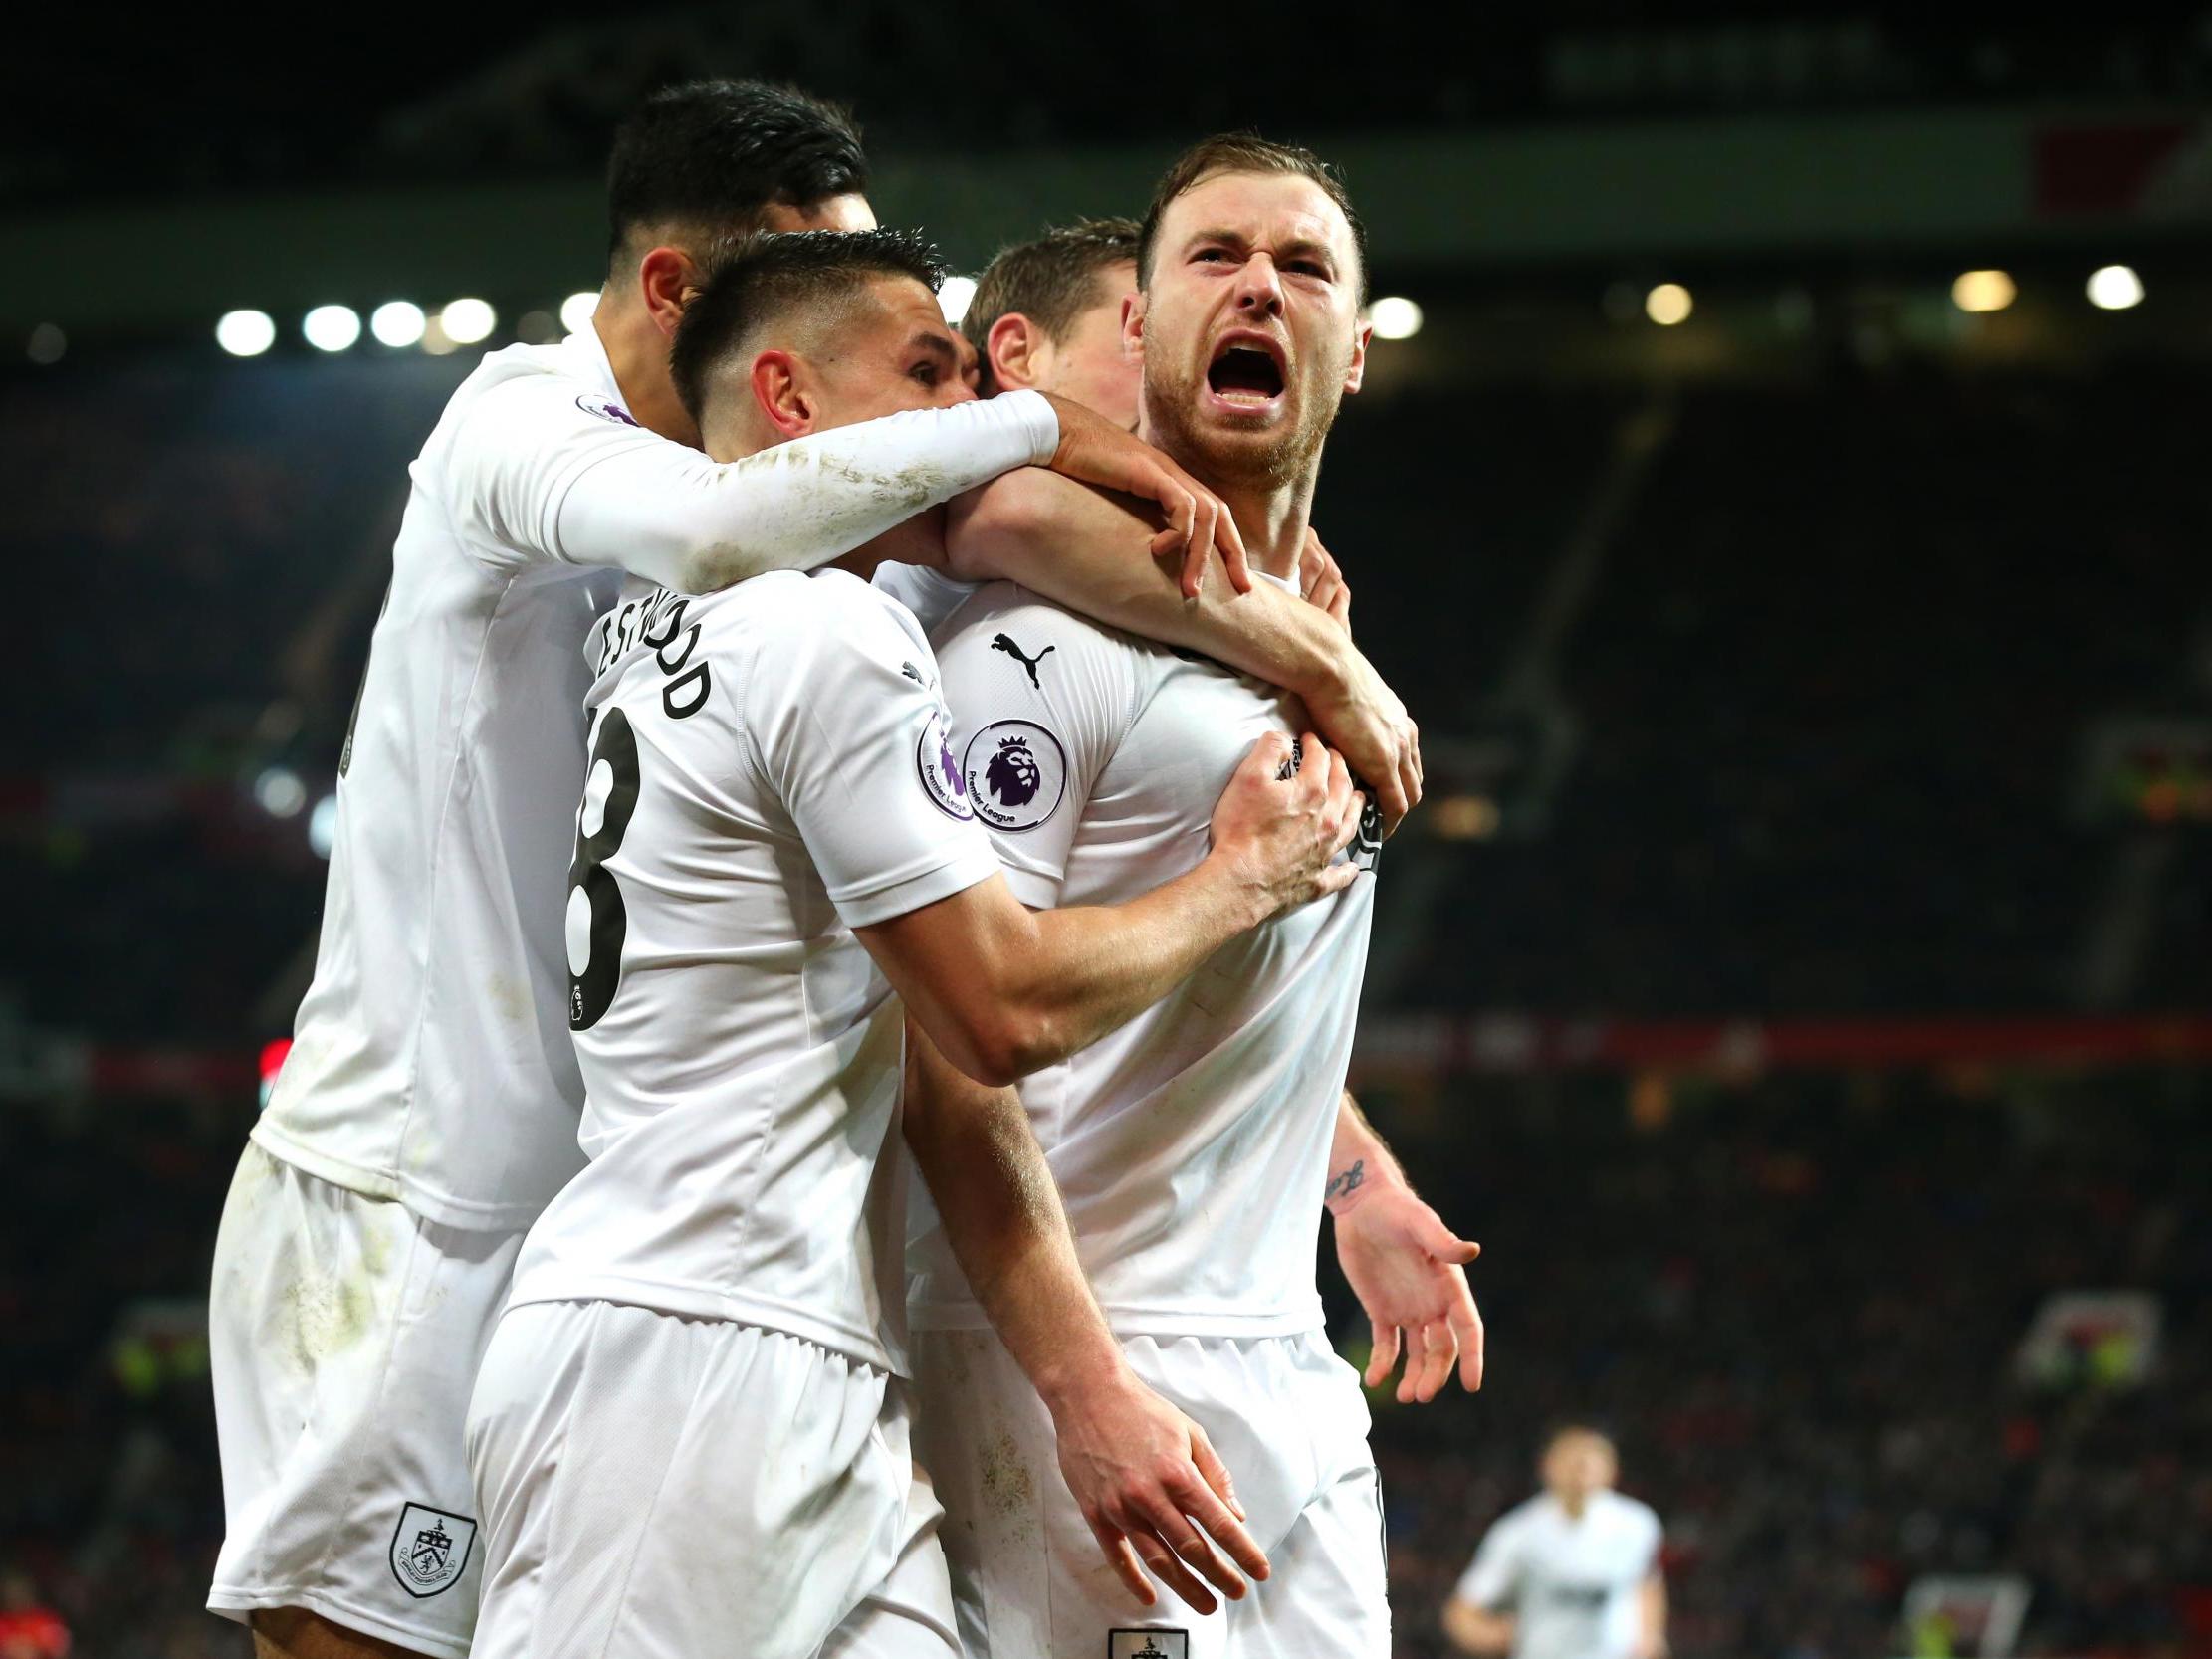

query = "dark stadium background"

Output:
[[6, 7, 2210, 1655]]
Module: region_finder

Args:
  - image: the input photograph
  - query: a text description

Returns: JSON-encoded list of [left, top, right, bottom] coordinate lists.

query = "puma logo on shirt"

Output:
[[991, 633, 1055, 689]]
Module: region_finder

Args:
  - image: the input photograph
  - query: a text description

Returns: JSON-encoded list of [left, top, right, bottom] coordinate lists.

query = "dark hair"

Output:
[[961, 217, 1140, 388], [1135, 132, 1369, 303], [669, 228, 948, 425], [604, 80, 868, 269]]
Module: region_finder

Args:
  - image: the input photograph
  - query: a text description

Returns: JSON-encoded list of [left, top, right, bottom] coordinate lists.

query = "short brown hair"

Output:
[[960, 218, 1140, 386], [1135, 133, 1369, 303]]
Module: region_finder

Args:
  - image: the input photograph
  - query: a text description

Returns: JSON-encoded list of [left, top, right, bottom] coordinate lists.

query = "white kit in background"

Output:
[[1453, 1490, 1663, 1659]]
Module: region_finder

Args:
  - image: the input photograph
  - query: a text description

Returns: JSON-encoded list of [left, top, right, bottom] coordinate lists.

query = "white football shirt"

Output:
[[905, 576, 1377, 1338], [502, 569, 1000, 1373], [254, 325, 1055, 1230], [1456, 1491, 1663, 1659]]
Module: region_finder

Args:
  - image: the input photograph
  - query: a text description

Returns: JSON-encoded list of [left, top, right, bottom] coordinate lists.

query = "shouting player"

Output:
[[903, 135, 1483, 1658], [465, 229, 1365, 1659], [207, 81, 1255, 1659], [952, 216, 1480, 1416]]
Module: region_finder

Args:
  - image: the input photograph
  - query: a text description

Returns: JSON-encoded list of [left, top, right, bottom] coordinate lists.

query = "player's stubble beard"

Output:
[[1138, 333, 1351, 499]]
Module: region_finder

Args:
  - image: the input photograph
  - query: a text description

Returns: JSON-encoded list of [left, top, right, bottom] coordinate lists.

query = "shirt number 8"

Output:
[[566, 708, 640, 1030]]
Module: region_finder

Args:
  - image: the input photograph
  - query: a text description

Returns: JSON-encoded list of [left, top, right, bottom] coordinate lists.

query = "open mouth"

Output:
[[1206, 341, 1286, 407]]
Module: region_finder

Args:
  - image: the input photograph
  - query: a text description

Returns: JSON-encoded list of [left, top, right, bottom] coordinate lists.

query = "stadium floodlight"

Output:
[[937, 276, 978, 325], [370, 301, 427, 348], [216, 310, 277, 357], [309, 794, 339, 859], [440, 298, 498, 345], [560, 291, 599, 334], [1645, 283, 1693, 326], [303, 305, 361, 352], [255, 766, 307, 819], [1368, 296, 1424, 340], [2086, 265, 2144, 311], [1950, 270, 2016, 313]]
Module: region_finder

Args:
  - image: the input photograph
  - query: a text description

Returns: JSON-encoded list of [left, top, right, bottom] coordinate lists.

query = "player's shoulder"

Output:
[[938, 579, 1153, 665], [1600, 1490, 1662, 1534], [1491, 1494, 1548, 1536], [442, 336, 641, 427], [713, 568, 928, 668]]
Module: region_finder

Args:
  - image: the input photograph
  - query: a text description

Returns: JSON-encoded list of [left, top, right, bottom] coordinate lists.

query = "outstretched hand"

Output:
[[1334, 1180, 1484, 1402]]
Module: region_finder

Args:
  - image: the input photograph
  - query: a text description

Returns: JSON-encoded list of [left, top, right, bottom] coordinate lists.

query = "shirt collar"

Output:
[[564, 320, 626, 406]]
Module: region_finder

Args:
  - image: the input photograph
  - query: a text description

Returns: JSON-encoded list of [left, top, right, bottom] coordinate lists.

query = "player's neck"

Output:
[[1220, 474, 1318, 584], [593, 308, 703, 449], [1140, 423, 1317, 583]]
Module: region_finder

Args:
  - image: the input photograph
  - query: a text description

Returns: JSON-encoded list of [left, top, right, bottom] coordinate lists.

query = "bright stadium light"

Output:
[[2086, 264, 2144, 311], [255, 766, 307, 819], [303, 305, 361, 352], [216, 310, 277, 357], [1368, 296, 1424, 340], [1645, 283, 1693, 326], [1950, 270, 2016, 313], [308, 794, 339, 858], [440, 298, 497, 345], [937, 276, 978, 325], [370, 301, 426, 347], [560, 291, 599, 334]]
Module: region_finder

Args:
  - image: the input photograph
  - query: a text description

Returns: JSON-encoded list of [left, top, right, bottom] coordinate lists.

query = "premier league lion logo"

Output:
[[964, 720, 1064, 832], [986, 735, 1042, 807]]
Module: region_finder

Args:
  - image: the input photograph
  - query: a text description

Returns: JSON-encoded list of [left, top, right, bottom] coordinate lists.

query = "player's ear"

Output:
[[986, 313, 1045, 392], [1121, 290, 1146, 362], [750, 350, 814, 439], [1342, 312, 1371, 396], [638, 246, 694, 341]]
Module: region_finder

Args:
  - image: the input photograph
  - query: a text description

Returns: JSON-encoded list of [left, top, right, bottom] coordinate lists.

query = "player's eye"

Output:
[[1194, 247, 1232, 264], [911, 360, 939, 385]]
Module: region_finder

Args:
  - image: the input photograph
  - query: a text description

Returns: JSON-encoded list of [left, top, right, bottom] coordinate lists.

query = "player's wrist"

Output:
[[1324, 1155, 1405, 1217], [1197, 842, 1283, 932], [1032, 1341, 1141, 1421]]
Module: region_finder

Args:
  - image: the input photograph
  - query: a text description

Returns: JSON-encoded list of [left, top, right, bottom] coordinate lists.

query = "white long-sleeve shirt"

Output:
[[256, 326, 1057, 1229]]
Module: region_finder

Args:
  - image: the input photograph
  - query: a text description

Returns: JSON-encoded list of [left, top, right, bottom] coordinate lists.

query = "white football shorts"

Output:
[[208, 1141, 527, 1657], [466, 1298, 959, 1659], [909, 1327, 1390, 1659]]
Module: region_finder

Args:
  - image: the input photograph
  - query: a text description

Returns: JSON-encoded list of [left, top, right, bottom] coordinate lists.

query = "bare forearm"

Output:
[[995, 858, 1268, 1075], [946, 473, 1349, 699], [1327, 1090, 1409, 1213], [1443, 1598, 1515, 1656], [902, 1021, 1123, 1408], [1641, 1574, 1669, 1656]]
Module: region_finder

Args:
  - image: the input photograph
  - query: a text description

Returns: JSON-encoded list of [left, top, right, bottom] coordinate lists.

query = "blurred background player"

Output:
[[1443, 1427, 1667, 1659], [962, 217, 1143, 428]]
